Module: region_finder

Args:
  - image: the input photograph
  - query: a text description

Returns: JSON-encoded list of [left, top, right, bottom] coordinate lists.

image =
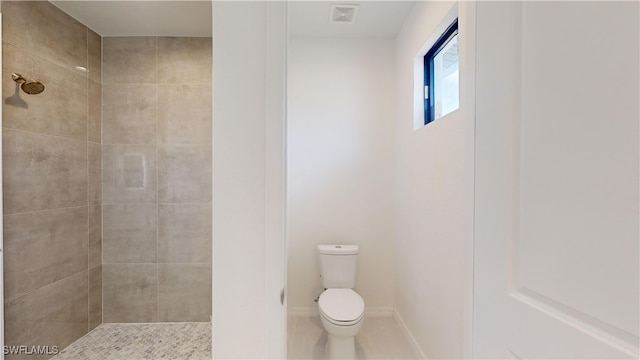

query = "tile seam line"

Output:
[[4, 270, 89, 304]]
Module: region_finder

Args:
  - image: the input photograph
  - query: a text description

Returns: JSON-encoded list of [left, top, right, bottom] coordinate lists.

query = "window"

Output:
[[424, 20, 459, 125]]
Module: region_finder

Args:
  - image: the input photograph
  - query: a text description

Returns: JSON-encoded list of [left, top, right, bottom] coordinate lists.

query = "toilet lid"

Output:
[[318, 289, 365, 322]]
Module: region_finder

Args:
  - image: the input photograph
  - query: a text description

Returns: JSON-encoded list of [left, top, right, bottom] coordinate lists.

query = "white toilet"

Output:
[[316, 245, 365, 360]]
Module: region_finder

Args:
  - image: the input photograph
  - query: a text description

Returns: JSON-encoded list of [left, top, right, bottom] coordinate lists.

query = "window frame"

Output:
[[423, 19, 459, 125]]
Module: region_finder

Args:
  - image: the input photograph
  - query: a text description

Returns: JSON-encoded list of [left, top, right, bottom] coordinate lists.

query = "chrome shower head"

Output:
[[12, 73, 45, 95]]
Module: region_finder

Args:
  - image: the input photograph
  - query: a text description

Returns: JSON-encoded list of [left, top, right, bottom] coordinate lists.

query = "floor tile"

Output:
[[288, 315, 417, 360], [52, 322, 211, 360]]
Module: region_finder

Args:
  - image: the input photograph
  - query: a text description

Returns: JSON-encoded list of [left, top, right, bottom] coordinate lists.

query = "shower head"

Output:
[[12, 73, 45, 95]]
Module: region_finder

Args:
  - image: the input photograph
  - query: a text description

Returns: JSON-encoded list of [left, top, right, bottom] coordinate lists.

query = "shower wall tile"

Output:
[[4, 271, 88, 360], [103, 264, 158, 323], [88, 80, 102, 143], [88, 29, 102, 84], [102, 144, 157, 204], [158, 144, 212, 203], [158, 264, 212, 322], [157, 84, 212, 144], [3, 1, 87, 70], [101, 36, 212, 324], [102, 84, 157, 144], [103, 37, 156, 84], [3, 43, 88, 141], [158, 204, 212, 263], [3, 130, 88, 214], [3, 207, 89, 302], [89, 205, 102, 269], [2, 1, 102, 355], [88, 142, 102, 205], [103, 204, 158, 264], [89, 265, 103, 331], [157, 37, 212, 84]]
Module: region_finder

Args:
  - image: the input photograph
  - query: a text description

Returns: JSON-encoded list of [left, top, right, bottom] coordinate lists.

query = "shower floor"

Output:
[[52, 322, 211, 360]]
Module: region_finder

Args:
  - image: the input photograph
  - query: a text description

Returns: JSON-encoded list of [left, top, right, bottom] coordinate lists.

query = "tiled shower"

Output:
[[1, 1, 212, 358], [101, 36, 212, 324]]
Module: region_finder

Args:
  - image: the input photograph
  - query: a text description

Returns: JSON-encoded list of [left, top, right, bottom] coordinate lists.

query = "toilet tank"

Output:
[[317, 245, 359, 288]]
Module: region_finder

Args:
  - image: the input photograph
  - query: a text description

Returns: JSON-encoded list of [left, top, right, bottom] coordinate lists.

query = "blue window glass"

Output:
[[424, 20, 459, 125]]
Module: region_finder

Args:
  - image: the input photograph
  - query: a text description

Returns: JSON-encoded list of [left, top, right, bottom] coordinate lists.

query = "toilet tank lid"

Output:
[[317, 245, 359, 255]]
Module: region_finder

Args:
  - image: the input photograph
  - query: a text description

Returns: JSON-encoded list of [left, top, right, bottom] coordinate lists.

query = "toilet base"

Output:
[[325, 333, 356, 360]]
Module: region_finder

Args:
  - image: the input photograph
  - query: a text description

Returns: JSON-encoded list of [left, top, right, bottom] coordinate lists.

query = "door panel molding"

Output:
[[474, 1, 639, 358]]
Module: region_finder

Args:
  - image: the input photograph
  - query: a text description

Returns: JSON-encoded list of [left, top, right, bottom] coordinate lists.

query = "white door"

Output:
[[265, 1, 288, 358], [473, 2, 639, 359]]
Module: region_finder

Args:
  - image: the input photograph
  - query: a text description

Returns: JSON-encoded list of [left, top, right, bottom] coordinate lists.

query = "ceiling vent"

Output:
[[329, 4, 359, 24]]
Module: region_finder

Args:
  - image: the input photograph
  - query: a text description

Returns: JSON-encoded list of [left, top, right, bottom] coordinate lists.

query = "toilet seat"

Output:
[[318, 289, 365, 326]]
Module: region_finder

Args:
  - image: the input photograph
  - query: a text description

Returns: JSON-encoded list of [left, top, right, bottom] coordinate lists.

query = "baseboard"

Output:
[[393, 309, 427, 360], [288, 306, 394, 317], [365, 306, 394, 317], [289, 306, 317, 317]]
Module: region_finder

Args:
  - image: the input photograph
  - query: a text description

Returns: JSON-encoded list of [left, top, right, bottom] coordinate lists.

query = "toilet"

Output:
[[316, 245, 365, 360]]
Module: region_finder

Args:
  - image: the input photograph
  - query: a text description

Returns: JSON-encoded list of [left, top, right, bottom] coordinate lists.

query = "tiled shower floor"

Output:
[[52, 322, 211, 360]]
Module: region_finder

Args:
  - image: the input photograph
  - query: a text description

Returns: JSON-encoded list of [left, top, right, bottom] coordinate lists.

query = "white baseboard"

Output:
[[289, 306, 317, 317], [288, 306, 394, 318], [365, 306, 394, 317], [393, 309, 427, 360]]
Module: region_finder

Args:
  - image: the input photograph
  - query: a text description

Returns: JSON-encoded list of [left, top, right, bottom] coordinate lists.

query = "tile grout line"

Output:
[[4, 204, 90, 218], [2, 127, 89, 144], [86, 26, 91, 335], [102, 262, 212, 266], [3, 40, 89, 77], [155, 36, 160, 323], [100, 32, 105, 328], [5, 270, 88, 304]]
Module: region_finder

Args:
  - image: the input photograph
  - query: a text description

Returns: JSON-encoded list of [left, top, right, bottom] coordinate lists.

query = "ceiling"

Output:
[[50, 1, 413, 39], [50, 1, 212, 37], [289, 1, 415, 39]]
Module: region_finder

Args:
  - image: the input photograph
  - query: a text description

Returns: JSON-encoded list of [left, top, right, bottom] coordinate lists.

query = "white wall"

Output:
[[287, 38, 396, 313], [212, 2, 286, 358], [393, 1, 474, 358]]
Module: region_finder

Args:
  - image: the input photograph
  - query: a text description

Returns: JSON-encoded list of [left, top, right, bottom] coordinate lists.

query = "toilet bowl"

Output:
[[316, 245, 364, 359], [318, 288, 365, 359]]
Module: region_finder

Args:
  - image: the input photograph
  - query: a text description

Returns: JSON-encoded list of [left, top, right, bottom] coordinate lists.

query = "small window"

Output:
[[424, 20, 459, 125]]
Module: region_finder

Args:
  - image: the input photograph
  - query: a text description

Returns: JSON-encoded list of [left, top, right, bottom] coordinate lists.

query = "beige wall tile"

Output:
[[88, 80, 102, 143], [102, 84, 157, 144], [102, 144, 157, 204], [158, 144, 212, 203], [103, 264, 158, 323], [88, 29, 101, 84], [103, 204, 157, 264], [89, 205, 102, 269], [3, 1, 87, 69], [4, 207, 88, 301], [4, 272, 88, 358], [3, 130, 87, 214], [158, 84, 212, 144], [89, 265, 103, 331], [157, 37, 212, 84], [158, 264, 211, 322], [2, 0, 99, 353], [3, 44, 87, 141], [158, 204, 212, 263], [103, 37, 156, 84], [88, 142, 102, 205]]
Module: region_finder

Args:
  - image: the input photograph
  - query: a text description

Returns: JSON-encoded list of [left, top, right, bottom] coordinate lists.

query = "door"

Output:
[[265, 1, 287, 358], [473, 2, 639, 358]]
